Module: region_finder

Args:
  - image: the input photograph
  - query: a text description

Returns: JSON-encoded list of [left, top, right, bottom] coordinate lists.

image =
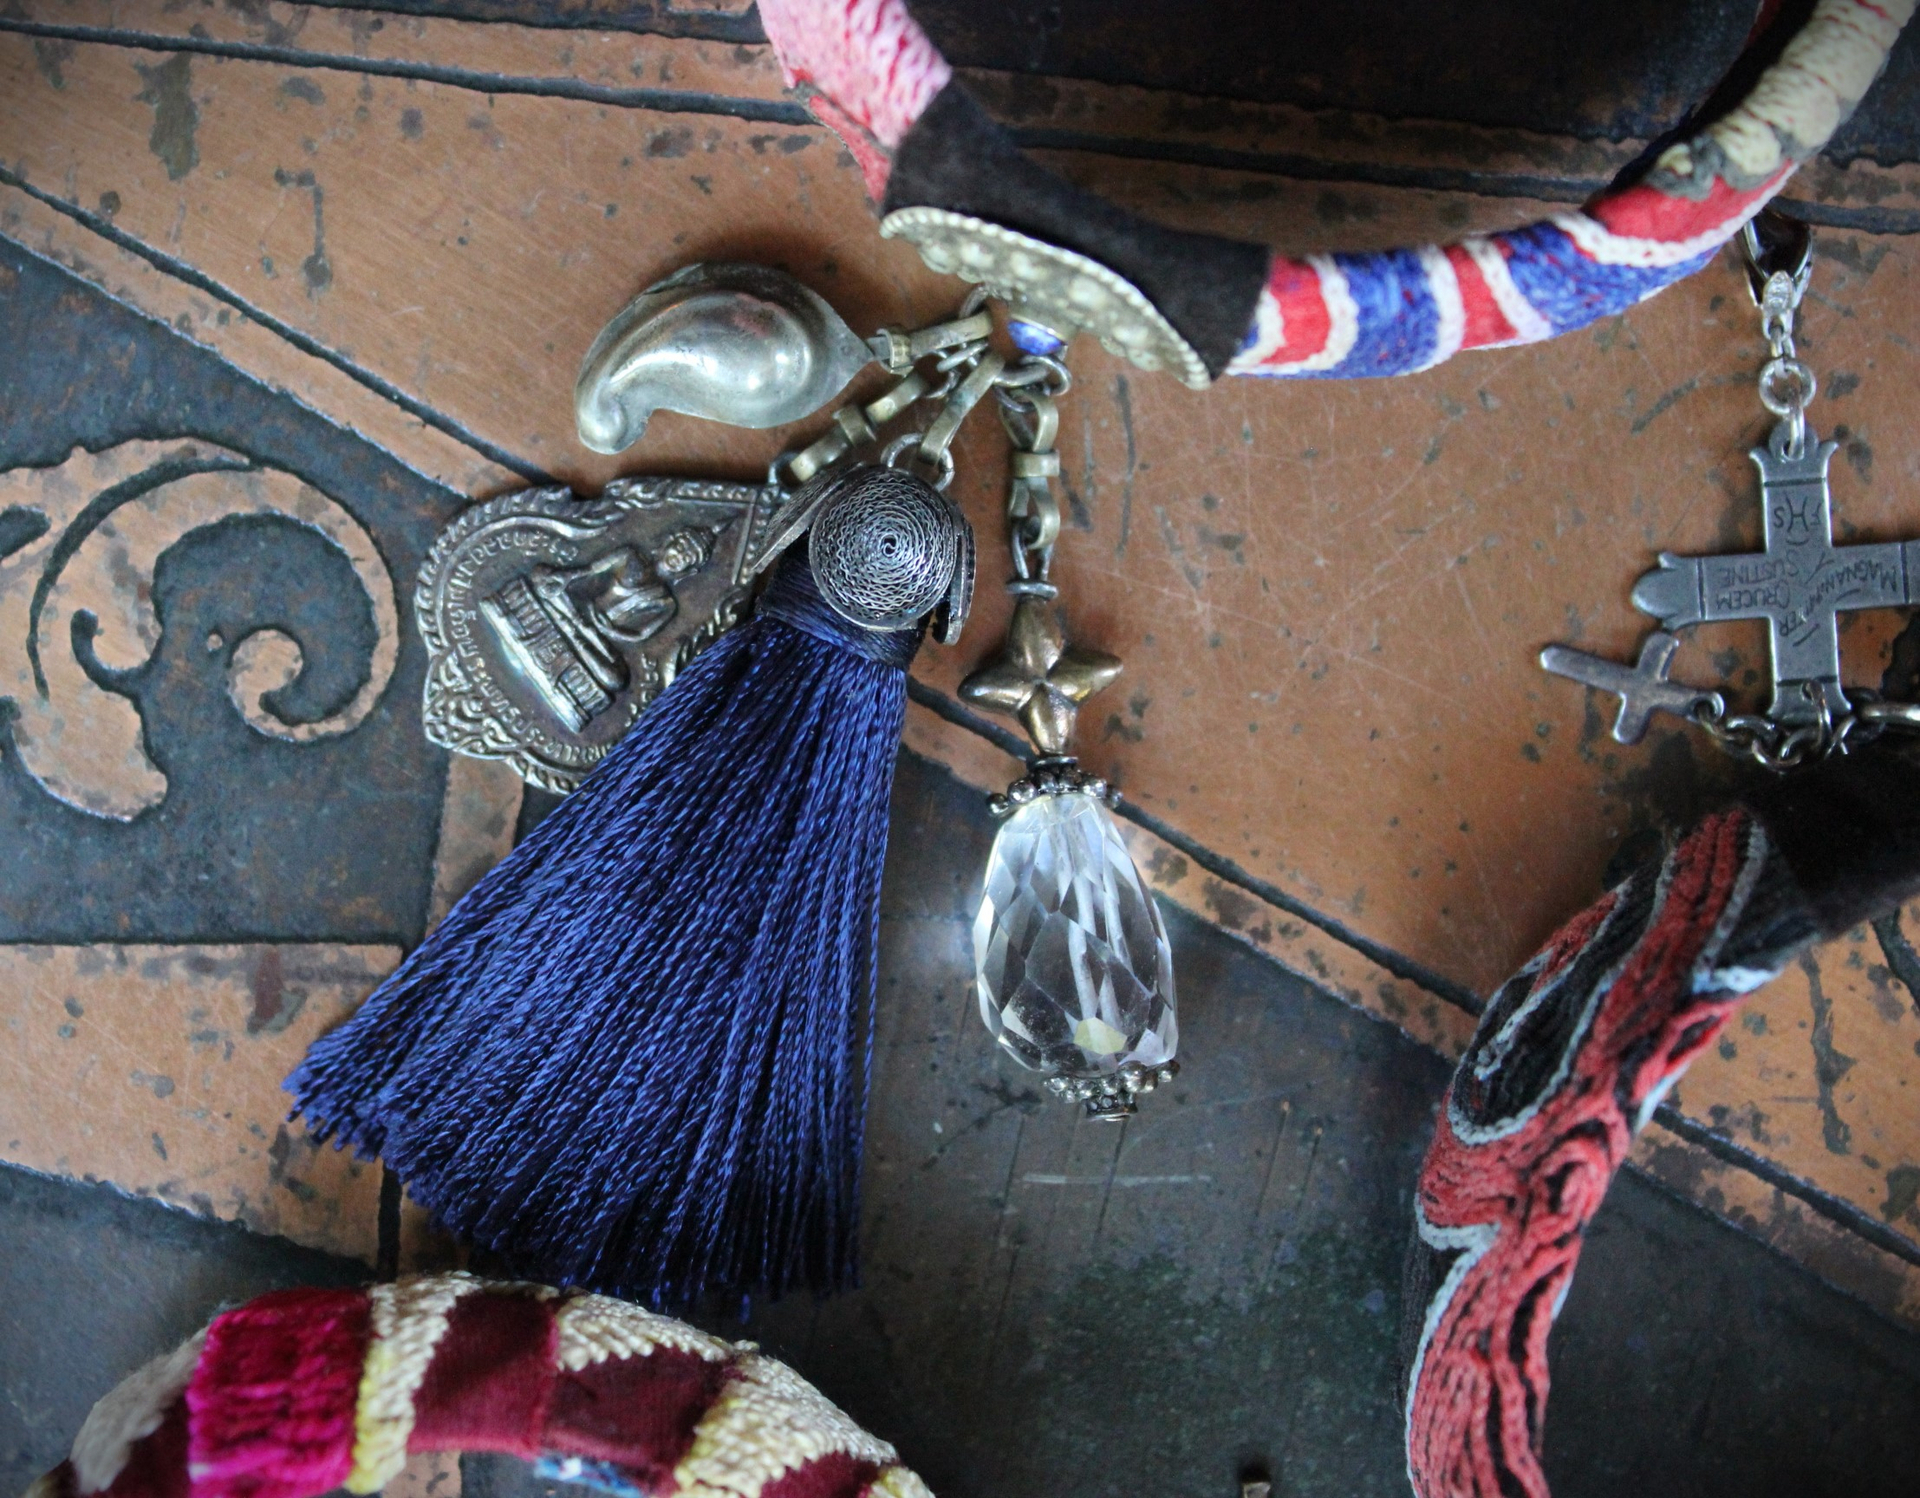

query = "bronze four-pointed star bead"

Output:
[[959, 593, 1123, 755]]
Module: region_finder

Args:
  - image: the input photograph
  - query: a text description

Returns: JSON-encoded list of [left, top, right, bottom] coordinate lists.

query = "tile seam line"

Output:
[[1007, 137, 1920, 229], [0, 17, 812, 124], [0, 1155, 375, 1263], [1620, 1167, 1920, 1336], [296, 1, 763, 43], [0, 170, 550, 486], [11, 21, 1919, 226], [902, 676, 1485, 1016], [1650, 1104, 1920, 1272], [1005, 126, 1606, 205], [1768, 197, 1920, 234], [1623, 1155, 1920, 1338]]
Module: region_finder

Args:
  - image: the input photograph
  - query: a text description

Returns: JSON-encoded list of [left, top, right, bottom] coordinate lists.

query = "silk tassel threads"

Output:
[[288, 552, 923, 1305]]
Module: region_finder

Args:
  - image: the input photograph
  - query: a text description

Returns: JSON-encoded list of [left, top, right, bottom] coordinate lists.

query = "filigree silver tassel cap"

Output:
[[960, 372, 1177, 1120]]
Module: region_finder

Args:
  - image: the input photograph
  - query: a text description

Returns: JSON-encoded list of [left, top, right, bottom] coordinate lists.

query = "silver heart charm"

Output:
[[575, 263, 874, 454]]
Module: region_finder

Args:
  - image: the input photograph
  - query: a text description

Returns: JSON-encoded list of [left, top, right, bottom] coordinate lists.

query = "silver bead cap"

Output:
[[809, 466, 968, 633]]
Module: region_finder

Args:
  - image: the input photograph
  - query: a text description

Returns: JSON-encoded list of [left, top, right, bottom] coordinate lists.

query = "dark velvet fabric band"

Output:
[[1748, 739, 1920, 939], [882, 82, 1272, 378]]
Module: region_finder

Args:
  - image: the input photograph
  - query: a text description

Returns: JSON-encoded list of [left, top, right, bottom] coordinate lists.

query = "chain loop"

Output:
[[881, 430, 956, 491], [997, 382, 1063, 579], [993, 355, 1072, 398], [770, 291, 1073, 589], [1686, 680, 1920, 771]]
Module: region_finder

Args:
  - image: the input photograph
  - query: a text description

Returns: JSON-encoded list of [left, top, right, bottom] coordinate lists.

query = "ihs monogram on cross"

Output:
[[1545, 421, 1919, 745], [1543, 208, 1920, 754]]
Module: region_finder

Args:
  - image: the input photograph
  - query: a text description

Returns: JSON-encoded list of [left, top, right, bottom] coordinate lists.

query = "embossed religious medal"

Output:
[[418, 476, 775, 791], [1542, 210, 1920, 769]]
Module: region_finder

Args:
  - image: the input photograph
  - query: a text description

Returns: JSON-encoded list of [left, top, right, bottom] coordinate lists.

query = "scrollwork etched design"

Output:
[[0, 440, 400, 820]]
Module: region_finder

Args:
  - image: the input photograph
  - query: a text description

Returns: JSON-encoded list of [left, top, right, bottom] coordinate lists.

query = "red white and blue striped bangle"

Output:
[[755, 0, 1915, 384]]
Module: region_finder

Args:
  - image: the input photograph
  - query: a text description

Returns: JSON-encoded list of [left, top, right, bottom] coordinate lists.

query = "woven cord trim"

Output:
[[345, 1274, 480, 1493]]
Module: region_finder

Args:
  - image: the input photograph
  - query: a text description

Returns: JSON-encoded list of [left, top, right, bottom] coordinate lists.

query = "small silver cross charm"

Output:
[[1630, 422, 1920, 723], [1539, 631, 1717, 745]]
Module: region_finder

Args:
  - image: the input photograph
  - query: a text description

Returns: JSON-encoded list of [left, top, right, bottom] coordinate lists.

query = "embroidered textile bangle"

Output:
[[25, 1274, 931, 1498], [756, 0, 1915, 385], [1398, 746, 1920, 1498]]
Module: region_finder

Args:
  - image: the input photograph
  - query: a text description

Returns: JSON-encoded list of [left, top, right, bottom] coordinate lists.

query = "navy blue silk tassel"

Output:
[[287, 553, 919, 1305]]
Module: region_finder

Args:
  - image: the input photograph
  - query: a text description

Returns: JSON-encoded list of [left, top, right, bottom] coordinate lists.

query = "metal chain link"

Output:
[[1743, 213, 1816, 457], [767, 286, 1081, 506], [996, 372, 1066, 580], [1692, 683, 1920, 770], [1672, 212, 1920, 771]]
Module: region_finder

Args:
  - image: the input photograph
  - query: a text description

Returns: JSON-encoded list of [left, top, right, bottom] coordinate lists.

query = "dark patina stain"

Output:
[[247, 947, 305, 1035], [1884, 1165, 1920, 1225], [1113, 375, 1137, 559], [1872, 909, 1920, 1017], [223, 0, 304, 48], [33, 38, 74, 90], [647, 127, 695, 159], [271, 167, 332, 296], [1802, 951, 1856, 1156], [0, 508, 50, 562], [1144, 846, 1189, 885], [1843, 431, 1874, 483], [133, 54, 200, 182]]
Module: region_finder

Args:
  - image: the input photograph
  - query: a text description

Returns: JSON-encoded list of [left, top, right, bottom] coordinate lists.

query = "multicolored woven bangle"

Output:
[[755, 0, 1914, 384], [26, 1276, 930, 1498]]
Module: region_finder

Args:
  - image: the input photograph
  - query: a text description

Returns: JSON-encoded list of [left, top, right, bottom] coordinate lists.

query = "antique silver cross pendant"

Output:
[[1544, 415, 1920, 748], [1538, 632, 1714, 746], [1631, 423, 1920, 724], [1541, 210, 1920, 765]]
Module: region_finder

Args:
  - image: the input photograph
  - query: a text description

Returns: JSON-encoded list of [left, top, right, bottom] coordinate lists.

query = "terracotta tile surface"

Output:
[[0, 945, 399, 1260], [1, 3, 1917, 1319], [1672, 921, 1920, 1242]]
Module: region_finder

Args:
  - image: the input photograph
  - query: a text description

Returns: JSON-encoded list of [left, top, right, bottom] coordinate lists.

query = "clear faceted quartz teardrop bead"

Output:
[[973, 790, 1177, 1115]]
